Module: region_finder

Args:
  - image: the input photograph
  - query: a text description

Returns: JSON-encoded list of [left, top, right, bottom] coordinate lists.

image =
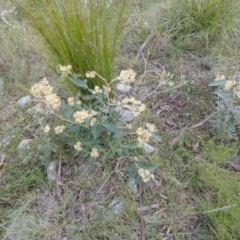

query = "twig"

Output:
[[135, 31, 156, 61], [0, 7, 21, 29], [187, 112, 217, 129], [203, 204, 238, 214]]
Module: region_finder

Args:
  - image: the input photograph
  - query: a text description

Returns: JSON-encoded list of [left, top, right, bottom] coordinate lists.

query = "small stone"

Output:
[[115, 107, 134, 123], [27, 103, 47, 117], [0, 77, 4, 91], [47, 161, 57, 181], [142, 143, 155, 154], [17, 139, 32, 154], [116, 83, 132, 94], [126, 178, 137, 194], [17, 95, 31, 108], [108, 197, 124, 215]]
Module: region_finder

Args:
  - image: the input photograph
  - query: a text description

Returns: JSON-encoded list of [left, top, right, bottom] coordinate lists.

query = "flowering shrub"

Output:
[[209, 74, 240, 140], [30, 67, 161, 186]]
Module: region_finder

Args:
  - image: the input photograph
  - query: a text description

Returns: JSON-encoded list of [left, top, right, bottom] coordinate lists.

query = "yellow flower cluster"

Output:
[[44, 125, 50, 133], [118, 69, 136, 84], [90, 118, 97, 126], [93, 86, 102, 95], [30, 78, 61, 110], [215, 75, 225, 81], [55, 125, 65, 134], [225, 79, 237, 90], [121, 97, 146, 117], [74, 141, 82, 151], [138, 168, 155, 183], [90, 148, 99, 158], [67, 97, 75, 106], [86, 71, 96, 78], [73, 110, 98, 124], [146, 123, 155, 133], [60, 65, 72, 74], [136, 127, 152, 146], [233, 83, 240, 99]]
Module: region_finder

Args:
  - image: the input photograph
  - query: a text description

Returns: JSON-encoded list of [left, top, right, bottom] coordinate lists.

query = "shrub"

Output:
[[29, 67, 161, 186], [13, 0, 128, 93]]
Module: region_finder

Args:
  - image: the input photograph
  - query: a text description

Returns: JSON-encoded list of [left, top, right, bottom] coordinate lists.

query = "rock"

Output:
[[126, 178, 137, 194], [108, 197, 124, 215], [116, 83, 132, 94], [142, 143, 155, 154], [115, 107, 134, 123], [17, 95, 31, 108], [27, 103, 47, 117], [47, 161, 57, 181], [1, 136, 11, 146], [17, 139, 32, 154]]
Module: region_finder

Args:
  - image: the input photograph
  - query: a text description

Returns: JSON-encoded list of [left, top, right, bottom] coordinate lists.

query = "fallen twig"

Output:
[[135, 31, 156, 61]]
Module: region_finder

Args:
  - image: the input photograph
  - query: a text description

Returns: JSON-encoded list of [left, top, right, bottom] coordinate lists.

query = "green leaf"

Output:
[[83, 95, 95, 100], [151, 133, 162, 142], [66, 125, 80, 134], [103, 122, 119, 133], [139, 162, 158, 171], [91, 124, 100, 140], [64, 106, 73, 119], [68, 76, 88, 88], [214, 90, 232, 98], [208, 80, 226, 87]]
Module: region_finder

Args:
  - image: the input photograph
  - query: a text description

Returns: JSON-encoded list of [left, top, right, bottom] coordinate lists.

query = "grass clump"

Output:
[[13, 0, 128, 93], [193, 162, 240, 240], [167, 0, 238, 37]]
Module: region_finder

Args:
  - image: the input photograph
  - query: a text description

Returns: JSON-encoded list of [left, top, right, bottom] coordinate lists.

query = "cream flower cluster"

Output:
[[90, 118, 97, 126], [55, 125, 66, 134], [90, 148, 99, 158], [120, 97, 146, 117], [138, 168, 155, 183], [74, 141, 82, 151], [215, 75, 225, 81], [73, 110, 97, 124], [93, 86, 102, 95], [30, 78, 61, 110], [44, 125, 50, 133], [118, 69, 136, 84], [67, 97, 81, 106], [225, 79, 237, 90], [60, 65, 72, 74], [136, 123, 155, 146], [86, 71, 96, 78]]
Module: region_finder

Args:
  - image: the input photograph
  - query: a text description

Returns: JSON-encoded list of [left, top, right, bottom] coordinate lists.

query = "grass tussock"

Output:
[[13, 0, 128, 93]]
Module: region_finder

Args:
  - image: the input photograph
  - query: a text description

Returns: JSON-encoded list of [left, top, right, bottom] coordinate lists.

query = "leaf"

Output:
[[214, 90, 232, 97], [68, 76, 88, 88], [64, 106, 73, 119], [83, 95, 95, 100], [103, 122, 119, 133], [91, 124, 100, 140], [66, 125, 80, 134], [208, 80, 226, 86], [139, 162, 158, 171], [151, 133, 162, 142]]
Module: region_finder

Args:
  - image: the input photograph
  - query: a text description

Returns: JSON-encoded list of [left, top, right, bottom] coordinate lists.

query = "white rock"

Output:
[[47, 161, 57, 181], [142, 143, 155, 154], [108, 197, 124, 215], [115, 107, 134, 123], [27, 103, 47, 117], [126, 178, 137, 194], [17, 95, 31, 108], [116, 83, 132, 94], [17, 139, 32, 154]]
